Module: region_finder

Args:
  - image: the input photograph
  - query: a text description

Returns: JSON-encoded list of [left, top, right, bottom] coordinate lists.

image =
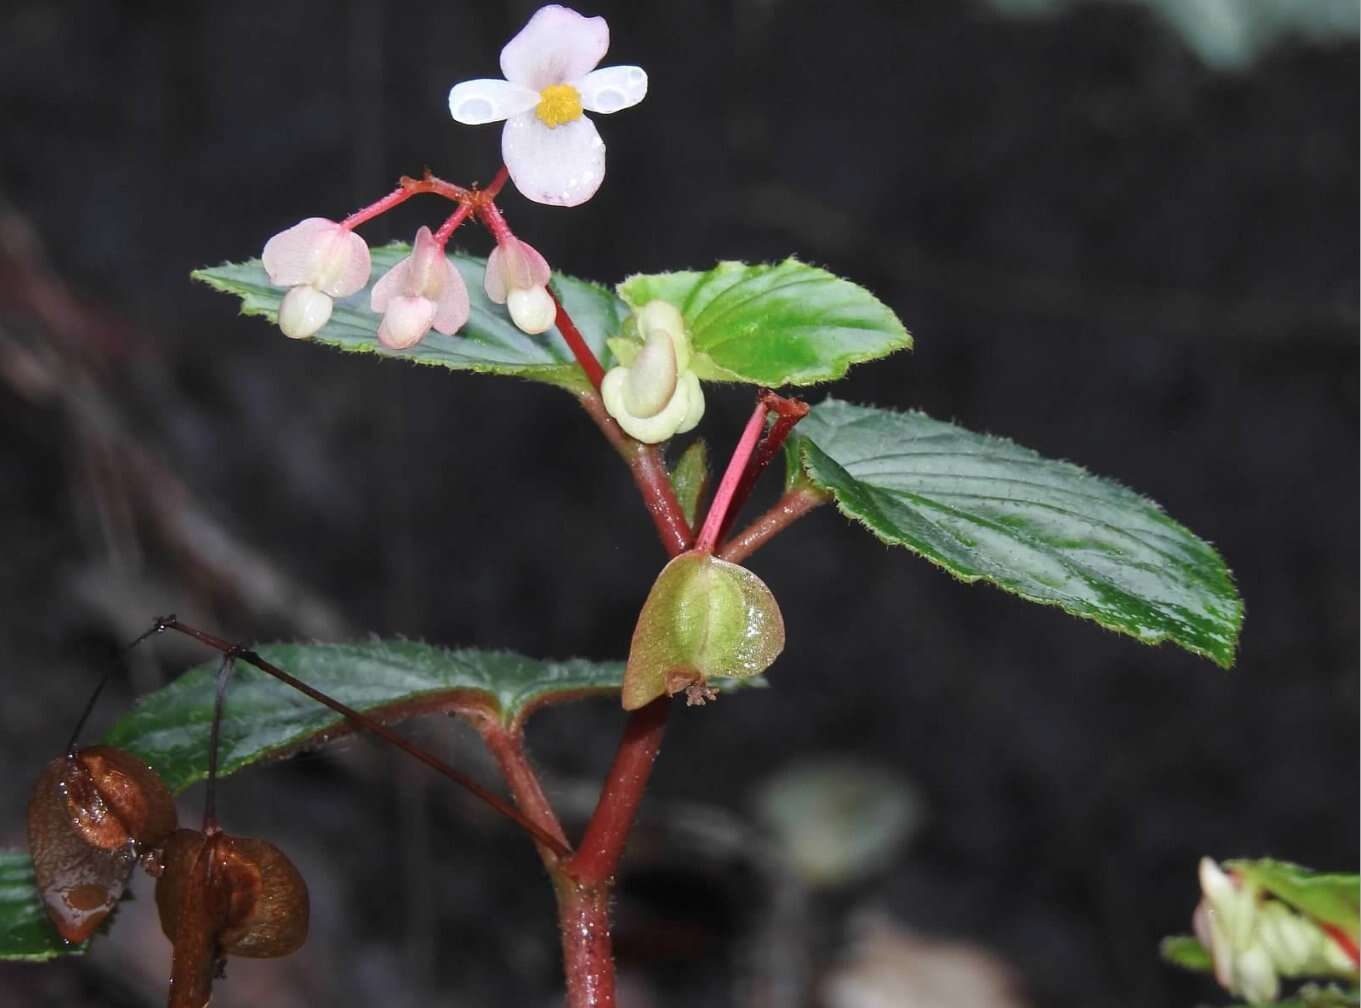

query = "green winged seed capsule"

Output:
[[622, 552, 784, 710]]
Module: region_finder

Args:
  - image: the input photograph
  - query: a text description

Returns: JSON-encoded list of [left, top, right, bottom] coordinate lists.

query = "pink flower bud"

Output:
[[370, 227, 471, 349], [262, 218, 371, 298], [485, 238, 554, 334]]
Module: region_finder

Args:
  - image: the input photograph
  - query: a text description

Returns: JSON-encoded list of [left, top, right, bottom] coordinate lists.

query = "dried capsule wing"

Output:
[[26, 756, 139, 944]]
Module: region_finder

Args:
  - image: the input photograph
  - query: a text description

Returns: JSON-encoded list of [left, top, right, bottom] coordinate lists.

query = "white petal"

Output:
[[502, 112, 605, 207], [448, 78, 539, 125], [500, 5, 608, 90], [578, 65, 647, 115], [675, 371, 705, 434], [623, 331, 678, 417]]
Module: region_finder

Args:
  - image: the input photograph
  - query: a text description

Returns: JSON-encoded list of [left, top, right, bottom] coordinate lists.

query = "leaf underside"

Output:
[[193, 244, 629, 391], [790, 398, 1242, 666], [0, 851, 86, 961], [619, 258, 911, 387], [101, 640, 761, 795]]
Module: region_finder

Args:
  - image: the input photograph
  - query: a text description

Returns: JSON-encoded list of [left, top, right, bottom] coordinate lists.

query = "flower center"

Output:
[[535, 84, 583, 128]]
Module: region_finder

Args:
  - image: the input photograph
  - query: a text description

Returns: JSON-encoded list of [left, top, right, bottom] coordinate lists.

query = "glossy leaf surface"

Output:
[[788, 398, 1242, 666], [671, 440, 709, 528], [618, 258, 911, 387], [195, 244, 629, 391], [0, 850, 86, 960], [101, 641, 760, 793], [1160, 934, 1213, 972]]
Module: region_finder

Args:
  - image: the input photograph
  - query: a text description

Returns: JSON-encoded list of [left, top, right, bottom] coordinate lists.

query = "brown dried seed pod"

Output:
[[156, 828, 310, 1008], [27, 748, 178, 944]]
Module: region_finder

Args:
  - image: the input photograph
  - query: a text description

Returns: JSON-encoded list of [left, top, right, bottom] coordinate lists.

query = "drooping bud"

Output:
[[370, 226, 470, 349], [27, 747, 178, 943], [277, 285, 334, 340], [621, 550, 785, 710], [157, 828, 309, 1007], [485, 238, 554, 335], [261, 218, 371, 341]]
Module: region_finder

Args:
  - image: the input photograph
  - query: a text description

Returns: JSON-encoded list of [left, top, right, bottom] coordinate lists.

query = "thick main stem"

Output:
[[554, 876, 616, 1008]]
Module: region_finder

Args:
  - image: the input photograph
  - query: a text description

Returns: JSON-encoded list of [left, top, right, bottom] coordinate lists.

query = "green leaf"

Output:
[[1160, 934, 1213, 972], [618, 258, 911, 387], [102, 641, 761, 794], [671, 440, 710, 528], [1230, 859, 1361, 935], [1231, 985, 1361, 1008], [0, 850, 85, 961], [194, 244, 630, 391], [623, 552, 785, 710], [789, 398, 1243, 667]]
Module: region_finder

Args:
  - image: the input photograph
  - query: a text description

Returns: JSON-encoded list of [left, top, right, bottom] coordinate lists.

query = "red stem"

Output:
[[151, 617, 572, 859], [481, 725, 571, 862], [694, 398, 770, 553], [554, 294, 608, 392], [338, 174, 470, 231], [717, 485, 828, 564], [484, 165, 510, 201], [577, 390, 691, 555], [716, 391, 810, 543], [566, 697, 670, 888], [433, 202, 475, 247], [554, 876, 616, 1008]]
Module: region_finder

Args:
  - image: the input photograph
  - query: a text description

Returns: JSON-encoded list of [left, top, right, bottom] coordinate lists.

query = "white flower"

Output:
[[448, 5, 647, 207], [1192, 858, 1358, 1005], [262, 218, 371, 339], [485, 237, 555, 334], [602, 300, 704, 443], [369, 226, 470, 350]]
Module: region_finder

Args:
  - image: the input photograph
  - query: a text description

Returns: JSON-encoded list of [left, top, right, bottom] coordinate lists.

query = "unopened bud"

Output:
[[507, 284, 556, 335], [278, 285, 333, 339], [623, 331, 678, 417], [378, 295, 437, 350]]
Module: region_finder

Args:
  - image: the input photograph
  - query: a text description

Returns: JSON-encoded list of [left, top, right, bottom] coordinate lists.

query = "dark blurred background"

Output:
[[1, 1, 1356, 1006]]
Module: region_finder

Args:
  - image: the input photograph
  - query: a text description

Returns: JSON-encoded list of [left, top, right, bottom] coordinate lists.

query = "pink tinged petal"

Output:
[[369, 257, 412, 313], [578, 65, 647, 114], [448, 78, 540, 125], [262, 218, 342, 287], [499, 5, 609, 90], [278, 285, 333, 339], [485, 238, 551, 302], [312, 228, 371, 298], [429, 263, 471, 335], [406, 226, 446, 298], [506, 285, 555, 334], [378, 295, 436, 350], [502, 112, 605, 207]]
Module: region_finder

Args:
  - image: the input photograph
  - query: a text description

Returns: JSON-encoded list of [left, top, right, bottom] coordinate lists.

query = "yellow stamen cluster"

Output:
[[535, 84, 583, 128]]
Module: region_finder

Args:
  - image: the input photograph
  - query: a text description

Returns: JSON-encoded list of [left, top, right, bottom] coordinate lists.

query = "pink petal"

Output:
[[502, 112, 605, 207], [406, 226, 444, 298], [484, 238, 551, 302], [262, 218, 341, 287], [431, 262, 471, 335], [499, 5, 609, 90], [370, 257, 411, 313], [314, 228, 372, 298]]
